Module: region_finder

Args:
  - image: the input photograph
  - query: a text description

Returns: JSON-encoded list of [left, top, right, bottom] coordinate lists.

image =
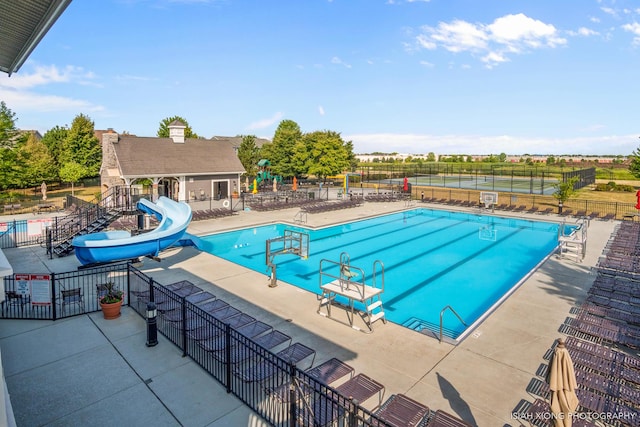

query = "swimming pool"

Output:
[[198, 209, 564, 340]]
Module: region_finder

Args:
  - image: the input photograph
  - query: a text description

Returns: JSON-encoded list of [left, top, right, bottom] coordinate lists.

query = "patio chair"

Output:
[[234, 342, 315, 382], [334, 373, 385, 409], [61, 288, 84, 316], [189, 312, 255, 341], [165, 280, 201, 297], [197, 320, 273, 359], [268, 357, 355, 403], [371, 394, 429, 427], [3, 290, 30, 314]]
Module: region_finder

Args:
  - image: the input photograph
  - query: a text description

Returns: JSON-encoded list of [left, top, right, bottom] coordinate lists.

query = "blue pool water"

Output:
[[198, 209, 563, 339]]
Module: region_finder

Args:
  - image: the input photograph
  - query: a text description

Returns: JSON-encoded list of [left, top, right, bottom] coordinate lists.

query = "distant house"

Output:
[[100, 120, 246, 202]]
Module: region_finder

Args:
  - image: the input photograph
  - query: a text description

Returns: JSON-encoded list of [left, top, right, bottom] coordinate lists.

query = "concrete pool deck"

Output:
[[0, 201, 617, 426]]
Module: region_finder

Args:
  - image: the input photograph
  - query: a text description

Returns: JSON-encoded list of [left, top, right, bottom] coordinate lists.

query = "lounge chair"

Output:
[[268, 357, 355, 402], [334, 373, 385, 408], [189, 312, 256, 341], [229, 329, 292, 364], [371, 394, 429, 427], [165, 280, 201, 297], [234, 342, 315, 382], [196, 320, 272, 355]]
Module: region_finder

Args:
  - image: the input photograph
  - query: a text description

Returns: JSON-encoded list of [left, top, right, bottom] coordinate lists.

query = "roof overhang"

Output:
[[0, 1, 73, 76]]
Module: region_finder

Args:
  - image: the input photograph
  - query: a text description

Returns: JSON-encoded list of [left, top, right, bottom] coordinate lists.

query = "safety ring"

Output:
[[222, 200, 230, 208]]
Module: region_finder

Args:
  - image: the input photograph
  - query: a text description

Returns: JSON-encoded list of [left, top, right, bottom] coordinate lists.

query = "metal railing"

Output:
[[439, 305, 467, 343]]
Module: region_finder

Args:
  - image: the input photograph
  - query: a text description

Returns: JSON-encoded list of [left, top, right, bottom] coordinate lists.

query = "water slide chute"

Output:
[[72, 196, 192, 265]]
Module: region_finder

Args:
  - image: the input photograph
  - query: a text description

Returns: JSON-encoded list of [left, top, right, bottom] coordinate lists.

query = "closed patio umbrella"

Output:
[[252, 179, 258, 194], [547, 338, 579, 427], [273, 179, 277, 192], [41, 182, 47, 201], [292, 176, 297, 191]]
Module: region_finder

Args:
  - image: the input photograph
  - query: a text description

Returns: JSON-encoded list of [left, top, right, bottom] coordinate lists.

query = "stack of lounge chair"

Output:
[[301, 198, 362, 213], [191, 208, 235, 221], [514, 220, 640, 426]]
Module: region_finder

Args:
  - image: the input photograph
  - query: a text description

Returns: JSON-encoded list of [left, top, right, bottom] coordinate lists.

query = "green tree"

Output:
[[0, 101, 21, 148], [629, 144, 640, 178], [237, 135, 261, 177], [498, 152, 507, 162], [426, 152, 436, 162], [17, 132, 57, 187], [298, 130, 350, 181], [0, 102, 26, 189], [552, 176, 579, 213], [60, 114, 102, 177], [157, 116, 199, 138], [546, 155, 556, 165], [59, 161, 88, 196], [41, 125, 68, 173], [268, 120, 302, 177]]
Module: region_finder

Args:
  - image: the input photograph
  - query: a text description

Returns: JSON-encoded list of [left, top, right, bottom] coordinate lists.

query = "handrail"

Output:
[[372, 260, 384, 292], [439, 305, 466, 343]]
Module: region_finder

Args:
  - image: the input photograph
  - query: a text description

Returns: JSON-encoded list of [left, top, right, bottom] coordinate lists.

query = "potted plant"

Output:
[[99, 282, 124, 319]]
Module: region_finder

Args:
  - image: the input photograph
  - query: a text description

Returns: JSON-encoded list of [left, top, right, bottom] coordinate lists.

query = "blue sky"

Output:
[[1, 0, 639, 155]]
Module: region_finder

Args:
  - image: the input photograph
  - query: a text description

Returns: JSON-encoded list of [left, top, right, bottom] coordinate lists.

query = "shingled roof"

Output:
[[113, 136, 245, 177]]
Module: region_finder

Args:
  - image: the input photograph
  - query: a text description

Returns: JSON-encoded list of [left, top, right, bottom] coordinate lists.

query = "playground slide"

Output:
[[72, 196, 192, 265]]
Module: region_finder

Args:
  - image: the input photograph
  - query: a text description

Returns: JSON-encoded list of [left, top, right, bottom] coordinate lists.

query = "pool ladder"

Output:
[[439, 305, 466, 343]]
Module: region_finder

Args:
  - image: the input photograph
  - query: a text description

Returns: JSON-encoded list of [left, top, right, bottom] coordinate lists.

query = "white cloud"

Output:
[[622, 22, 640, 45], [414, 13, 567, 67], [0, 64, 104, 114], [318, 105, 325, 116], [0, 64, 98, 90], [246, 112, 284, 130], [571, 27, 599, 37], [331, 56, 352, 68], [344, 132, 637, 155], [419, 60, 434, 67], [0, 87, 103, 113]]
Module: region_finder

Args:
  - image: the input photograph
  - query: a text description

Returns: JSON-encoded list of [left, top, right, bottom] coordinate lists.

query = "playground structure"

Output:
[[317, 252, 386, 333], [250, 159, 283, 192], [265, 230, 309, 287]]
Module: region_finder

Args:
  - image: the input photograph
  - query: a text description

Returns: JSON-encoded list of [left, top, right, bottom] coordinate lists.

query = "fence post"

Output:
[[225, 323, 232, 393], [289, 364, 297, 427], [181, 298, 187, 357], [348, 398, 359, 427], [51, 272, 57, 320]]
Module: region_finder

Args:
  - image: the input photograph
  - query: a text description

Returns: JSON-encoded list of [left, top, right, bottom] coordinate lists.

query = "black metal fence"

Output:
[[353, 164, 598, 196], [127, 265, 394, 426], [0, 262, 129, 320]]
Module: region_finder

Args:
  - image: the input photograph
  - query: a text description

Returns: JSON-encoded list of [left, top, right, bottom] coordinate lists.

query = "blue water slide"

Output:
[[72, 196, 192, 265]]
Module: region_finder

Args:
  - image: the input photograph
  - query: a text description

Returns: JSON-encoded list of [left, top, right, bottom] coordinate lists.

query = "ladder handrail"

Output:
[[372, 260, 384, 292], [439, 305, 466, 343]]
